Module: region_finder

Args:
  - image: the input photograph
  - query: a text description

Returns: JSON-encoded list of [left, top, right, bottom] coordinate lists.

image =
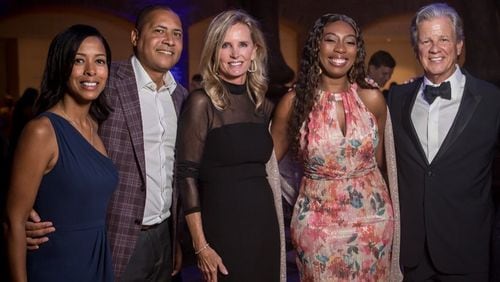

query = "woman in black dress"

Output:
[[176, 9, 284, 282]]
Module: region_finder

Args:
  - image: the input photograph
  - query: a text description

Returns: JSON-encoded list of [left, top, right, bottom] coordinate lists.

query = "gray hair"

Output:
[[410, 3, 464, 52]]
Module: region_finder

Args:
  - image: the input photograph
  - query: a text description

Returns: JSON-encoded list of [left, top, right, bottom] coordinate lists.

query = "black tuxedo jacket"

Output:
[[387, 70, 500, 274]]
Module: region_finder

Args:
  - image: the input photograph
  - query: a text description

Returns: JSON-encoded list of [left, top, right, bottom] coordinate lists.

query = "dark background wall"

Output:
[[1, 0, 499, 279], [1, 0, 499, 89]]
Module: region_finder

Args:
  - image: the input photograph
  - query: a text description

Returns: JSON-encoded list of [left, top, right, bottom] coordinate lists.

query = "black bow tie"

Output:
[[423, 81, 451, 104]]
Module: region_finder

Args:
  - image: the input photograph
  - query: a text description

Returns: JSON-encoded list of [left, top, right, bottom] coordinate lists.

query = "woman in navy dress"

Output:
[[5, 24, 117, 282]]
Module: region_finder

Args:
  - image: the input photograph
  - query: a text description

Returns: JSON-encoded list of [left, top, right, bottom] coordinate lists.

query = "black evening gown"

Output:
[[177, 81, 280, 281]]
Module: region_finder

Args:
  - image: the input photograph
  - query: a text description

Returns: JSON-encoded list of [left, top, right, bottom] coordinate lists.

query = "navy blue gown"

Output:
[[27, 112, 117, 282]]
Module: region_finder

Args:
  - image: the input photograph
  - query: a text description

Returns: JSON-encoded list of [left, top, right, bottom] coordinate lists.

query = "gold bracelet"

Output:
[[195, 243, 210, 255]]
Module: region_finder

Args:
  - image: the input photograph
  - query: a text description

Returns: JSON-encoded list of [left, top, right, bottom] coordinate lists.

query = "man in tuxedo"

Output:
[[25, 5, 188, 281], [387, 3, 500, 281]]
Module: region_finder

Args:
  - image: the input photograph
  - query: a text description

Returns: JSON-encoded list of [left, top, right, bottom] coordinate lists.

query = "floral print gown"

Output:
[[291, 84, 394, 281]]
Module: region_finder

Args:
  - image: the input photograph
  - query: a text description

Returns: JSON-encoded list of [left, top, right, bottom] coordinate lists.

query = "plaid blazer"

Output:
[[99, 59, 188, 280]]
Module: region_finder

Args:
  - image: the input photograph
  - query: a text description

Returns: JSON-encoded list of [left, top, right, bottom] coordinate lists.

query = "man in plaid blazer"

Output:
[[26, 5, 189, 281]]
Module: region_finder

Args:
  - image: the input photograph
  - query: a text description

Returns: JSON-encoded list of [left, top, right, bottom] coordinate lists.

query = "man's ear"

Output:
[[456, 39, 464, 57], [131, 29, 139, 47]]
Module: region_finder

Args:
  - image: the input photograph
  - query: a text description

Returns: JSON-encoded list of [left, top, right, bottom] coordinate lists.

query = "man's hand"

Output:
[[402, 76, 422, 84], [26, 210, 55, 250], [365, 77, 380, 88]]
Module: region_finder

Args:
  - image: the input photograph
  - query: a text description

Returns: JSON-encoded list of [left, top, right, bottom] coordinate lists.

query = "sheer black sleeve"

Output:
[[176, 90, 213, 215], [261, 98, 275, 122]]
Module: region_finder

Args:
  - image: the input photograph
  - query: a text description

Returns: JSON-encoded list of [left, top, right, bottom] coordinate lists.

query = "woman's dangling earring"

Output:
[[247, 60, 257, 73]]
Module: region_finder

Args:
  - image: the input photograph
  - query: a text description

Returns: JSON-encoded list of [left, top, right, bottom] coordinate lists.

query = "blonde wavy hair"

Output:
[[200, 9, 268, 111]]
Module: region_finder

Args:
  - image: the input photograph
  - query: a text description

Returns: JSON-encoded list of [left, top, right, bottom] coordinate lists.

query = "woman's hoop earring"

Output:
[[247, 60, 257, 73]]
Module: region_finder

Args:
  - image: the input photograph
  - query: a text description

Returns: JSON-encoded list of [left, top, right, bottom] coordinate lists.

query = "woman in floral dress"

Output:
[[272, 14, 401, 281]]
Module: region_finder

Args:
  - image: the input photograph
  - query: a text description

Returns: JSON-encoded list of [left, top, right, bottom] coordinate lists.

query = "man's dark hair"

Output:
[[368, 50, 396, 68], [191, 73, 202, 83], [135, 5, 173, 32]]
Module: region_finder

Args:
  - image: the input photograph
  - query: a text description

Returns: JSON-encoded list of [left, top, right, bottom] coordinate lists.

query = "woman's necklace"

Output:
[[59, 109, 94, 145]]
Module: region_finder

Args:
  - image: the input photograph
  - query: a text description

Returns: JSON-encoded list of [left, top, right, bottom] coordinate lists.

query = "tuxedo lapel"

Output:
[[432, 76, 481, 162], [402, 79, 430, 166], [115, 62, 147, 182]]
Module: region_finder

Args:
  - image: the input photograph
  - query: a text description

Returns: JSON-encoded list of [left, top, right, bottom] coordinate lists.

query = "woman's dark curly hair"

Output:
[[288, 13, 372, 158], [35, 24, 112, 123]]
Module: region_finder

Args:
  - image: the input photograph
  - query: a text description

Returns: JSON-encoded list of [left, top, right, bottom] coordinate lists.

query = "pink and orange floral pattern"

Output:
[[292, 84, 394, 281]]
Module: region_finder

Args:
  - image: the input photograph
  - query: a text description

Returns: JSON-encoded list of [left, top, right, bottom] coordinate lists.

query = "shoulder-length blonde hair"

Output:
[[200, 9, 268, 111]]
